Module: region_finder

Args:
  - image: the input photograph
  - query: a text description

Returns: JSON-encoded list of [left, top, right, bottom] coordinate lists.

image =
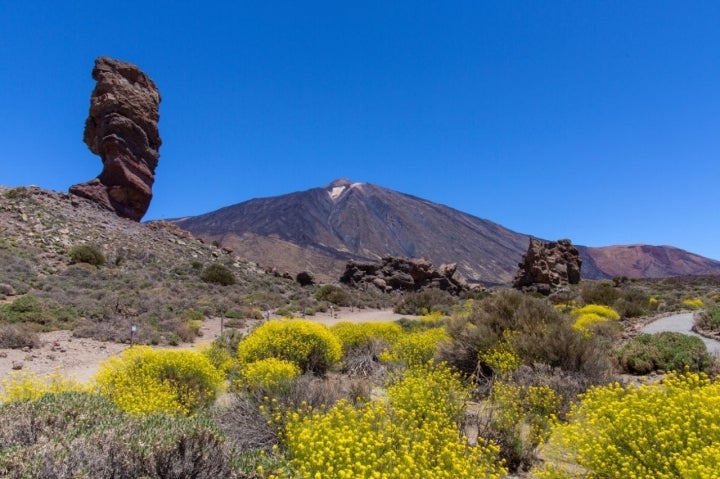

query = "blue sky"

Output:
[[2, 1, 719, 260]]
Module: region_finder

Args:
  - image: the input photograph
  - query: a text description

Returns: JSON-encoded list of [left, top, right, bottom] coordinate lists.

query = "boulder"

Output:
[[513, 238, 582, 295], [296, 270, 315, 286], [70, 57, 161, 221], [340, 256, 469, 294]]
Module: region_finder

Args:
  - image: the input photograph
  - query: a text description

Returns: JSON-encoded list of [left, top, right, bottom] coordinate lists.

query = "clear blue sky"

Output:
[[2, 1, 719, 260]]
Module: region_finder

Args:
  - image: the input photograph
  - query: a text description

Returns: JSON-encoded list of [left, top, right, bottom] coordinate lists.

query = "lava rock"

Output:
[[70, 56, 161, 221]]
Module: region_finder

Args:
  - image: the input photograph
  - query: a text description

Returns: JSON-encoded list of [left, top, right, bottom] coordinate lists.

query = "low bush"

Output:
[[68, 244, 105, 266], [579, 281, 619, 306], [240, 358, 301, 394], [330, 321, 402, 353], [201, 263, 236, 285], [393, 288, 457, 315], [696, 305, 720, 331], [570, 304, 620, 338], [614, 332, 715, 375], [94, 346, 224, 415], [237, 319, 342, 375], [438, 290, 612, 385], [482, 380, 560, 471], [1, 370, 85, 403], [0, 391, 235, 478], [380, 326, 448, 368], [313, 284, 351, 306], [0, 323, 40, 349], [537, 372, 720, 478], [683, 297, 704, 310]]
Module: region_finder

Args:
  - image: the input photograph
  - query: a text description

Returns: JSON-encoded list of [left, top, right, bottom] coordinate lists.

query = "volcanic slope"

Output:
[[173, 179, 530, 284]]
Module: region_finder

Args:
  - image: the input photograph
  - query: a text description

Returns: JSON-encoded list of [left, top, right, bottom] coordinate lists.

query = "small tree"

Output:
[[68, 244, 105, 266]]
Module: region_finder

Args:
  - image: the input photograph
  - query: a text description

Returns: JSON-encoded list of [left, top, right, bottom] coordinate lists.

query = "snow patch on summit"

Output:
[[328, 182, 363, 200], [329, 186, 346, 200]]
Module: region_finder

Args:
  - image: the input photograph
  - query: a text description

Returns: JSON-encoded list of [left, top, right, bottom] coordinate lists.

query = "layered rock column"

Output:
[[513, 238, 582, 295], [70, 56, 161, 221]]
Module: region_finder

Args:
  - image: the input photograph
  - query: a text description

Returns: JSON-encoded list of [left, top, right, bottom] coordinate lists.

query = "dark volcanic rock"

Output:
[[70, 56, 161, 221], [340, 256, 470, 294], [513, 238, 582, 295]]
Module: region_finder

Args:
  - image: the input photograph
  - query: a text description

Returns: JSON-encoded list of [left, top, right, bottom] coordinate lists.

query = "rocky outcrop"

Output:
[[340, 256, 469, 294], [513, 238, 582, 295], [70, 56, 161, 221]]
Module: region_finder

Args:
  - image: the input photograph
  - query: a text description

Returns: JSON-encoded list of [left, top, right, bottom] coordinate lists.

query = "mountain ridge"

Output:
[[172, 179, 720, 284]]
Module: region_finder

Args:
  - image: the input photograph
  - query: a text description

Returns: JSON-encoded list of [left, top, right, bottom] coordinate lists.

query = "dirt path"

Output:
[[0, 308, 414, 394]]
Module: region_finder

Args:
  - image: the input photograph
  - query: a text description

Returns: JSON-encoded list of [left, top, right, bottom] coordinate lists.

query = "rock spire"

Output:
[[70, 56, 161, 221]]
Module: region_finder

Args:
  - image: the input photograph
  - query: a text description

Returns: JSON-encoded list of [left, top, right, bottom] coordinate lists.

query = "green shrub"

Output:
[[313, 284, 351, 306], [94, 346, 224, 415], [237, 319, 342, 375], [696, 305, 720, 331], [614, 332, 715, 375], [200, 263, 236, 285], [537, 372, 720, 478], [579, 281, 619, 306], [68, 244, 105, 266]]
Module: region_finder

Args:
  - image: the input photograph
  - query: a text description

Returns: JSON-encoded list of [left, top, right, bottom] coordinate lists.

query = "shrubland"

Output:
[[2, 188, 720, 479]]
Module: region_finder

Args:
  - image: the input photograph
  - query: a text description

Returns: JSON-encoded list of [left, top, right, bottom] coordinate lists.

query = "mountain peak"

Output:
[[326, 178, 364, 201]]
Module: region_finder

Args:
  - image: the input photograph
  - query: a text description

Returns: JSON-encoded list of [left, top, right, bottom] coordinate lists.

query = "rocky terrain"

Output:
[[171, 178, 720, 284], [340, 256, 471, 294], [70, 57, 162, 221], [0, 185, 322, 346]]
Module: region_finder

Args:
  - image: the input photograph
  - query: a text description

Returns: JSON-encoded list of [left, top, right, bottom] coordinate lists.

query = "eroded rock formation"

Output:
[[70, 56, 161, 221], [513, 238, 582, 295], [340, 256, 469, 294]]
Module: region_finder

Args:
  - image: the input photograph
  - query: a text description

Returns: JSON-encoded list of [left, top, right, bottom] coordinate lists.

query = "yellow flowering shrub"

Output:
[[683, 297, 704, 310], [281, 363, 507, 479], [419, 310, 448, 327], [380, 327, 448, 367], [1, 370, 85, 403], [94, 346, 223, 415], [488, 381, 560, 470], [241, 358, 301, 393], [330, 321, 402, 353], [200, 340, 237, 376], [537, 372, 720, 478], [237, 319, 342, 375], [480, 331, 521, 374], [570, 304, 620, 337]]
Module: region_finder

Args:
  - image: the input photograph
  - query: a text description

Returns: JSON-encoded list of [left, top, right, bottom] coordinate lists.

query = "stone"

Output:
[[513, 238, 582, 296], [70, 56, 161, 221], [11, 361, 23, 370]]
